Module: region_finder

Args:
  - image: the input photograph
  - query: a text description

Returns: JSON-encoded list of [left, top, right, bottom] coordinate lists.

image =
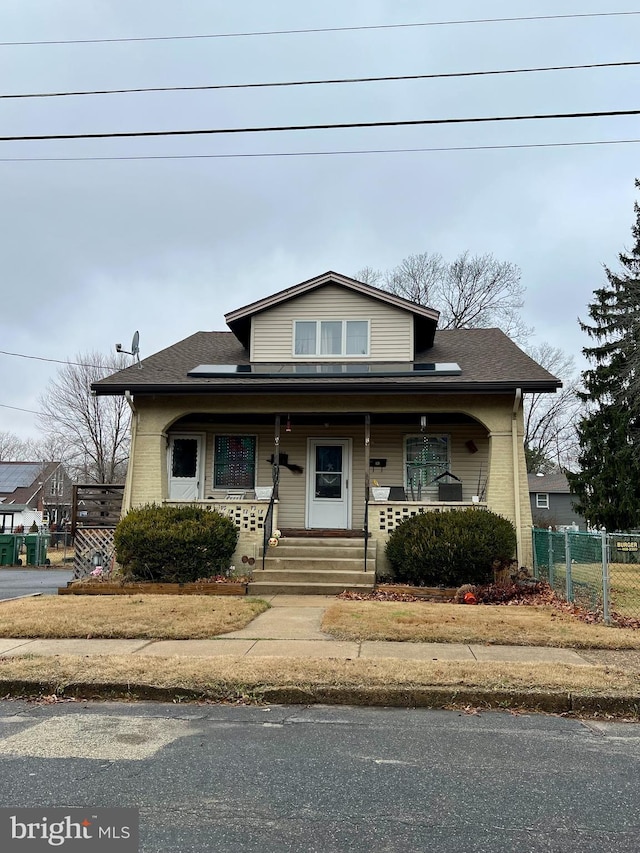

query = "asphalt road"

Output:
[[0, 568, 73, 600], [0, 702, 638, 852]]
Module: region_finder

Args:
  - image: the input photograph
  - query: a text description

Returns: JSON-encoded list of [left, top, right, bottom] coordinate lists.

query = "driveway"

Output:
[[0, 568, 73, 600]]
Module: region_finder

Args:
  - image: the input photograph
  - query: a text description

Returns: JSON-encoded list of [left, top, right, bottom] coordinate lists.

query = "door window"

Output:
[[171, 438, 198, 478], [315, 445, 343, 498]]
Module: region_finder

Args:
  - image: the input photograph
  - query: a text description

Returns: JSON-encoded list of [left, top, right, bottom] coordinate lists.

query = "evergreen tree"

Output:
[[568, 180, 640, 530]]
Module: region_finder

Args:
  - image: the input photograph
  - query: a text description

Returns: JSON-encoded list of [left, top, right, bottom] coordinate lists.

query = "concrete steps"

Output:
[[248, 582, 374, 595], [250, 535, 377, 595]]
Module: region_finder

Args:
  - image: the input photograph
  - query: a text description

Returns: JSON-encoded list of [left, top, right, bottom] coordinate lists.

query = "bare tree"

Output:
[[354, 266, 383, 287], [38, 352, 131, 483], [0, 431, 29, 461], [356, 251, 532, 342], [523, 343, 582, 472]]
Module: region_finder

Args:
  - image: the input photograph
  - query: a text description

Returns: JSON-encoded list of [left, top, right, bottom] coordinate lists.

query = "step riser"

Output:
[[260, 547, 375, 559], [252, 570, 374, 584], [248, 583, 375, 596], [271, 538, 373, 549], [262, 558, 370, 571]]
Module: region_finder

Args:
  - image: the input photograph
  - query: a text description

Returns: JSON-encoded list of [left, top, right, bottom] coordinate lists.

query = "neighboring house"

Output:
[[528, 471, 586, 531], [93, 271, 560, 585], [0, 461, 73, 532]]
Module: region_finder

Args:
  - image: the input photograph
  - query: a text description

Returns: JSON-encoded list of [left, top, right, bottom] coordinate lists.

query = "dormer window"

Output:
[[294, 320, 369, 357]]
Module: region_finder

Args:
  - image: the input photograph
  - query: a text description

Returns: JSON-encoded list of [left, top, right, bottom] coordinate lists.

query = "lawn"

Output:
[[548, 561, 640, 618], [321, 601, 640, 649], [0, 595, 268, 639]]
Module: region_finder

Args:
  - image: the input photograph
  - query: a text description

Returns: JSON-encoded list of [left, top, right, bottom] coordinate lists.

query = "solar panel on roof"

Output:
[[0, 463, 43, 492], [187, 362, 461, 378]]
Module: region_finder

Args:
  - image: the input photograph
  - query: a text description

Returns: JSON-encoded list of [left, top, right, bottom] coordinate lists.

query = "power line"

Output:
[[1, 11, 638, 47], [0, 350, 106, 369], [2, 109, 639, 144], [3, 60, 639, 100], [1, 137, 640, 163], [0, 403, 41, 415]]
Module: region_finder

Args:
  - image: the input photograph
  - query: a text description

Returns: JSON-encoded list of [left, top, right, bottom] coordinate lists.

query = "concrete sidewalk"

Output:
[[0, 594, 592, 665]]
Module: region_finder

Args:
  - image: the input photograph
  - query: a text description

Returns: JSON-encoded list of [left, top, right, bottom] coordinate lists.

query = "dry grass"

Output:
[[0, 655, 637, 699], [322, 601, 640, 649], [556, 561, 640, 618], [43, 547, 75, 567], [0, 595, 268, 639]]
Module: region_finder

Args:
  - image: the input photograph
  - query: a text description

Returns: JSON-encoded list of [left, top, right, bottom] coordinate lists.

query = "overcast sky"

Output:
[[1, 0, 639, 442]]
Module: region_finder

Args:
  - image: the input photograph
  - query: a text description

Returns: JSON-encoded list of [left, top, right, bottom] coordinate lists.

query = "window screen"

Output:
[[214, 436, 256, 488]]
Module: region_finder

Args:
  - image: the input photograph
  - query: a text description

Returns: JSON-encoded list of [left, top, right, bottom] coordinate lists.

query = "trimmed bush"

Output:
[[114, 504, 239, 583], [385, 508, 516, 587]]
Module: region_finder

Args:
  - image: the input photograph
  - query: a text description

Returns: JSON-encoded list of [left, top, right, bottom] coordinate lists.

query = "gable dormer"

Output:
[[224, 271, 439, 363]]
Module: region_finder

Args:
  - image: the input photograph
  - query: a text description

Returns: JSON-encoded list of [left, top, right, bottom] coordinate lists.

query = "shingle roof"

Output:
[[527, 472, 571, 493], [93, 327, 560, 396]]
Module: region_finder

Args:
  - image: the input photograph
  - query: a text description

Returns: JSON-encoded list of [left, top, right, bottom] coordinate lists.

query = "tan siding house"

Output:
[[94, 271, 560, 586]]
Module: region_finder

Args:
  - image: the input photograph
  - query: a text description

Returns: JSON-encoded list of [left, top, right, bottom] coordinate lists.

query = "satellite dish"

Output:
[[114, 330, 142, 368]]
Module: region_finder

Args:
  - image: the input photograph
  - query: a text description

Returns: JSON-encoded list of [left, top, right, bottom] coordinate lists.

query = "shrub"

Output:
[[385, 508, 517, 587], [113, 504, 239, 583]]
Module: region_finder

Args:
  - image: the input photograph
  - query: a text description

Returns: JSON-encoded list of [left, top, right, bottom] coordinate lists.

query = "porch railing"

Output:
[[164, 499, 277, 534], [369, 500, 487, 535]]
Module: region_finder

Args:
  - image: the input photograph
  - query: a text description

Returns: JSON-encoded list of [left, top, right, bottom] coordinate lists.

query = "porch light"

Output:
[[285, 415, 292, 433]]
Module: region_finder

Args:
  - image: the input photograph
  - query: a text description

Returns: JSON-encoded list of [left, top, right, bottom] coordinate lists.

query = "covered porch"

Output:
[[156, 407, 528, 577]]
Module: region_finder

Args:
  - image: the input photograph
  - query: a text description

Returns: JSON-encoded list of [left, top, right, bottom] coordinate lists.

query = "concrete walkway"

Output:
[[0, 594, 593, 665]]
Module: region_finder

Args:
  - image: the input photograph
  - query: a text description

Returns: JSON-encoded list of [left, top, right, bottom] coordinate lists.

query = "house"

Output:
[[93, 271, 560, 591], [528, 471, 586, 531], [0, 461, 73, 532]]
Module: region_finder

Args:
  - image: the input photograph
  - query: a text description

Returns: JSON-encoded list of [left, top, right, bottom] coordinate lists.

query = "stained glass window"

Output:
[[214, 436, 256, 488], [405, 436, 449, 498]]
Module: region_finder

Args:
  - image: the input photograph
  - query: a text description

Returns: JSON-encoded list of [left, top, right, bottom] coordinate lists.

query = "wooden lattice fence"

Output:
[[71, 484, 124, 578], [73, 527, 118, 579]]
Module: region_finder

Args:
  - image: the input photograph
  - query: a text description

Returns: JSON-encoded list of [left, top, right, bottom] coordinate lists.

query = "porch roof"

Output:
[[93, 327, 561, 396]]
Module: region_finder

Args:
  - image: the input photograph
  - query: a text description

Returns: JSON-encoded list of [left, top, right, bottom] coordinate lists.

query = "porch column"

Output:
[[511, 389, 523, 568], [272, 414, 280, 499], [364, 414, 370, 572]]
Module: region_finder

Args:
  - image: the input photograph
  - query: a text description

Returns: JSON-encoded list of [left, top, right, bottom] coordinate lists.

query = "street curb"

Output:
[[1, 679, 639, 717]]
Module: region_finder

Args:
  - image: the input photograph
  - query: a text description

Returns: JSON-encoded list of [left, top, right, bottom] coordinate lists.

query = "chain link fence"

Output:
[[532, 528, 640, 625]]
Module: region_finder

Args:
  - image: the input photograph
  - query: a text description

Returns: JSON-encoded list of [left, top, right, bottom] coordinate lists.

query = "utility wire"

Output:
[[0, 403, 41, 415], [1, 138, 640, 163], [0, 350, 107, 369], [1, 11, 638, 46], [2, 109, 640, 143], [3, 60, 639, 100]]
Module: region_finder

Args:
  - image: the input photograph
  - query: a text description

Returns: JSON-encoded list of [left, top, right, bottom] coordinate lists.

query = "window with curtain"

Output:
[[294, 319, 369, 356], [294, 321, 316, 355], [214, 435, 256, 488]]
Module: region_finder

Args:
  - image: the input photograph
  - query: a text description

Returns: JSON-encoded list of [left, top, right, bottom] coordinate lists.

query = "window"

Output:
[[294, 320, 369, 357], [50, 473, 64, 496], [404, 435, 450, 499], [536, 493, 550, 509], [214, 436, 256, 489]]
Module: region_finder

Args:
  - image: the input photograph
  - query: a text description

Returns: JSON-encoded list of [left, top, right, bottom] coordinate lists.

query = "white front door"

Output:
[[168, 434, 203, 500], [306, 439, 351, 529]]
